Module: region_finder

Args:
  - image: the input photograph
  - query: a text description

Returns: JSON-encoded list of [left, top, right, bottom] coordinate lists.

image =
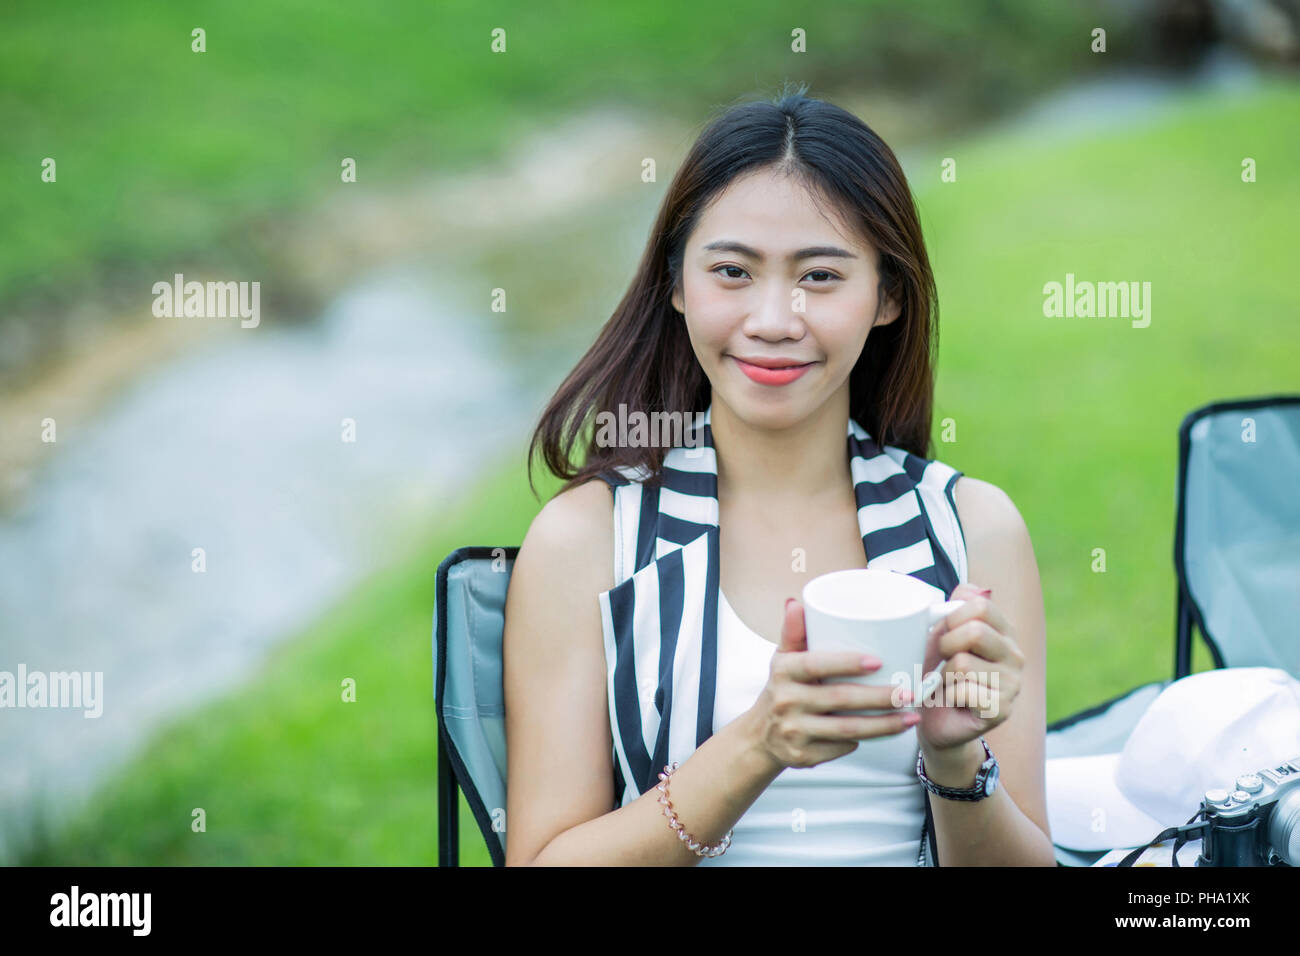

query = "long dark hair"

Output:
[[528, 82, 941, 500]]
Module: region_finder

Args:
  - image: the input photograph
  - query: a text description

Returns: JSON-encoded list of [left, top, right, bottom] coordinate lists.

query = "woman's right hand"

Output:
[[746, 597, 921, 770]]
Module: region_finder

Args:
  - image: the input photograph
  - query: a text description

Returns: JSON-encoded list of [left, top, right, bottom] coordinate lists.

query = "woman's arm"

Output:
[[502, 479, 784, 866], [919, 476, 1055, 866]]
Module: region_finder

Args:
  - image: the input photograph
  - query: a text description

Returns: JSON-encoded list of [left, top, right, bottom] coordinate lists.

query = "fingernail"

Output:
[[785, 597, 795, 611], [978, 588, 993, 597], [861, 656, 881, 670], [902, 712, 921, 726]]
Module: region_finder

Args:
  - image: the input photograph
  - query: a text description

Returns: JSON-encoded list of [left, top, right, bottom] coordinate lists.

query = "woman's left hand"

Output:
[[915, 582, 1024, 754]]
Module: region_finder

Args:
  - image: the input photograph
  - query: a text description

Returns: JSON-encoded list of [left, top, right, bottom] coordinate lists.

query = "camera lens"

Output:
[[1267, 788, 1300, 867]]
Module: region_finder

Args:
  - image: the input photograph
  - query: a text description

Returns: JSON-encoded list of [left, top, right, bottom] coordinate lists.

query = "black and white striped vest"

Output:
[[596, 402, 968, 865]]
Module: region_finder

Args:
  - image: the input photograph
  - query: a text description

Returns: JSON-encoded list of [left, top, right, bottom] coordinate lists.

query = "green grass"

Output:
[[16, 79, 1298, 866], [913, 78, 1300, 717], [0, 0, 1100, 314]]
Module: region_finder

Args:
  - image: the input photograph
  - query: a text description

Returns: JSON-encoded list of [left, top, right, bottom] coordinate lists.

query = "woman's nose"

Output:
[[742, 281, 807, 339]]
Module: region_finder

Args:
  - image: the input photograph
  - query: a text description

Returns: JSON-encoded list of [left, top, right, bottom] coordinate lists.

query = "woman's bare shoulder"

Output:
[[951, 476, 1028, 542], [513, 477, 616, 601], [951, 475, 1036, 586]]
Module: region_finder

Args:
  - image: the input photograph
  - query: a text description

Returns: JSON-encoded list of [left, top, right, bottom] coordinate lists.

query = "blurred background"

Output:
[[0, 0, 1296, 865]]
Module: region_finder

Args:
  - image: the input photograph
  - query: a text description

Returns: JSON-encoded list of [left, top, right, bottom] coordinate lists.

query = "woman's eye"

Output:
[[712, 265, 839, 283]]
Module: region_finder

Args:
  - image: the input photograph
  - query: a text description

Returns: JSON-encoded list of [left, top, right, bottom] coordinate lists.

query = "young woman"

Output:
[[502, 86, 1053, 866]]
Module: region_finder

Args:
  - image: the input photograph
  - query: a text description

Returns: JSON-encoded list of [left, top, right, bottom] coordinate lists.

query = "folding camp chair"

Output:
[[435, 545, 516, 866], [1047, 394, 1300, 866], [434, 395, 1300, 867]]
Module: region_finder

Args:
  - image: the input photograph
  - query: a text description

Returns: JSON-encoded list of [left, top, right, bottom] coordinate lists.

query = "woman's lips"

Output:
[[731, 356, 815, 386]]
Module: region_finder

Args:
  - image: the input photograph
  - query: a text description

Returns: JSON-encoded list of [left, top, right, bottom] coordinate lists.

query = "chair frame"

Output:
[[1047, 393, 1300, 739], [436, 545, 518, 867], [1171, 394, 1300, 679]]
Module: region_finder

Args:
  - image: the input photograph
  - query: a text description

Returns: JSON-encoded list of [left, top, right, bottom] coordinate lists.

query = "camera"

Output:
[[1196, 756, 1300, 866]]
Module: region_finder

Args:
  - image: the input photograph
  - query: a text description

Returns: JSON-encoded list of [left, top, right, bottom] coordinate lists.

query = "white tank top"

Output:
[[695, 589, 929, 866], [596, 402, 964, 865]]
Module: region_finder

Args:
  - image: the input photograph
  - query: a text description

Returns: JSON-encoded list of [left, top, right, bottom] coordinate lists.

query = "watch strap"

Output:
[[916, 736, 997, 802]]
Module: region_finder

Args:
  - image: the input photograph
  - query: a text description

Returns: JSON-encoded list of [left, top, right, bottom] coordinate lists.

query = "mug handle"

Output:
[[919, 599, 966, 701]]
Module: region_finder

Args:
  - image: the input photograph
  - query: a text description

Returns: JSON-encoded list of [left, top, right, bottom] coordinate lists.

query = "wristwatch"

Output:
[[916, 736, 999, 802]]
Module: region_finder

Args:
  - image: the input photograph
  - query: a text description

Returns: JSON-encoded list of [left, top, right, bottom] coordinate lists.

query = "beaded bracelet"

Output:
[[656, 761, 733, 858]]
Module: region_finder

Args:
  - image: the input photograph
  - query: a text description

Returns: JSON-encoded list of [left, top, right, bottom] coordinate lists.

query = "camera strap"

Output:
[[1115, 810, 1210, 867]]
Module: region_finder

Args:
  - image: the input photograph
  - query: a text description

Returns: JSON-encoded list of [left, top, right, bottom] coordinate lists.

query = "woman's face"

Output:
[[671, 166, 899, 429]]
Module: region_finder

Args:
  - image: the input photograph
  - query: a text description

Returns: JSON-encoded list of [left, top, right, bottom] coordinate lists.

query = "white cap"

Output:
[[1047, 667, 1300, 850]]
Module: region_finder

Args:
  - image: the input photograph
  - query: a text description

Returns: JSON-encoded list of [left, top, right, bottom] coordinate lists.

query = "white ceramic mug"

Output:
[[801, 567, 966, 716]]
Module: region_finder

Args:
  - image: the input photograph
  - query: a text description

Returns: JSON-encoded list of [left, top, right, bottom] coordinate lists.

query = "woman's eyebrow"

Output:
[[701, 240, 858, 261]]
